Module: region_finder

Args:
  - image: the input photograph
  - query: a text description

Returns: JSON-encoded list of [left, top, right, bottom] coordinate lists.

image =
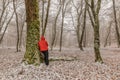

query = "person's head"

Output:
[[41, 36, 45, 40]]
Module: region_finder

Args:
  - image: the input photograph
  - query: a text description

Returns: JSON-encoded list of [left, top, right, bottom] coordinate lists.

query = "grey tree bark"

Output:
[[86, 0, 103, 63]]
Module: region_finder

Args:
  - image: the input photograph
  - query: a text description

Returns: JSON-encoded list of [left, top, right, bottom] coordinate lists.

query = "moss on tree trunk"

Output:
[[24, 0, 41, 65], [86, 0, 103, 63], [94, 14, 103, 63]]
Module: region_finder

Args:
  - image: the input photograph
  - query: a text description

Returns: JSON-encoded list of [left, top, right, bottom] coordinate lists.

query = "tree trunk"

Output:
[[0, 12, 14, 43], [42, 0, 51, 36], [104, 22, 112, 47], [19, 19, 25, 51], [24, 0, 41, 65], [41, 0, 45, 32], [79, 3, 87, 51], [59, 0, 65, 51], [94, 0, 103, 63], [83, 27, 86, 47], [94, 20, 103, 63], [51, 3, 62, 51], [0, 0, 10, 32], [13, 0, 20, 52], [59, 11, 64, 51], [86, 0, 103, 63], [112, 0, 120, 47]]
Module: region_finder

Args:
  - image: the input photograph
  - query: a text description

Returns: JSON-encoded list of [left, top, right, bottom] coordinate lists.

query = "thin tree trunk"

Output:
[[79, 3, 87, 51], [19, 18, 25, 51], [13, 0, 20, 52], [0, 12, 14, 43], [42, 0, 51, 36], [51, 3, 62, 50], [41, 0, 44, 32], [0, 12, 8, 32], [59, 6, 64, 51], [83, 27, 86, 47], [104, 22, 112, 47], [112, 0, 120, 47], [0, 0, 9, 24], [59, 0, 71, 51], [72, 0, 84, 50], [0, 0, 10, 32]]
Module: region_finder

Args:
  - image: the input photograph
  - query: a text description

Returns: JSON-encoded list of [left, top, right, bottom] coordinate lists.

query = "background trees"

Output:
[[0, 0, 120, 64]]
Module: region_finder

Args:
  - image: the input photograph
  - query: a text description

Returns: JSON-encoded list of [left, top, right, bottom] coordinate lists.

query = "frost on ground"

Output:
[[0, 48, 120, 80]]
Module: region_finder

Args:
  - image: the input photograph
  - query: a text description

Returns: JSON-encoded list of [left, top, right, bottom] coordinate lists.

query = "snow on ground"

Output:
[[0, 48, 120, 80]]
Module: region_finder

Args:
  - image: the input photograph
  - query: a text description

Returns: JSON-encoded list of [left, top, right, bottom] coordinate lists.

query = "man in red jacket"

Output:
[[38, 36, 49, 65]]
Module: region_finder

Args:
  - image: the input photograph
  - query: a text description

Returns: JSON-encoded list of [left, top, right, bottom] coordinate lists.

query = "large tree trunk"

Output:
[[24, 0, 40, 65]]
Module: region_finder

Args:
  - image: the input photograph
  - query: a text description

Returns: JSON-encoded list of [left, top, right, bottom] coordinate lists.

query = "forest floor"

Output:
[[0, 47, 120, 80]]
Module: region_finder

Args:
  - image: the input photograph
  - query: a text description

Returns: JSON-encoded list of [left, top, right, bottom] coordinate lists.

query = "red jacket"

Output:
[[38, 36, 48, 51]]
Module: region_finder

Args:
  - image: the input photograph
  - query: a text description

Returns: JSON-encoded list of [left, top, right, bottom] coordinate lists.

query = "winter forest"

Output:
[[0, 0, 120, 80]]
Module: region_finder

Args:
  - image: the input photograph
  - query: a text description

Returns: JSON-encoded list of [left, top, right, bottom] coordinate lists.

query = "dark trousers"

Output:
[[41, 50, 49, 65]]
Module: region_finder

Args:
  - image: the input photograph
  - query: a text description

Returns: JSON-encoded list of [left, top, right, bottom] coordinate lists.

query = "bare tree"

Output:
[[0, 12, 14, 43], [71, 0, 88, 50], [59, 0, 71, 51], [104, 21, 112, 47], [13, 0, 20, 52], [41, 0, 45, 32], [51, 0, 62, 50], [86, 0, 103, 63], [112, 0, 120, 47], [79, 2, 87, 50], [19, 13, 26, 51], [42, 0, 51, 36], [0, 0, 10, 32]]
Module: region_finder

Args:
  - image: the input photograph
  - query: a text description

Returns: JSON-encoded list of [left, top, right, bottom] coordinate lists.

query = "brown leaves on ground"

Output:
[[0, 48, 120, 80]]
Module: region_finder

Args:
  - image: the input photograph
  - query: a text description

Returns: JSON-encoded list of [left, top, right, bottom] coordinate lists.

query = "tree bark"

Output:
[[86, 0, 103, 63], [24, 0, 41, 65]]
